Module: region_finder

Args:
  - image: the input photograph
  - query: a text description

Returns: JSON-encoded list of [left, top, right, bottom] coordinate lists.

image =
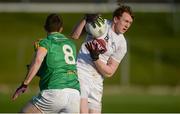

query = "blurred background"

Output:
[[0, 0, 180, 113]]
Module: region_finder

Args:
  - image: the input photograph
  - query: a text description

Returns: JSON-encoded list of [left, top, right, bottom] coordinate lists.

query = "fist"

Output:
[[85, 13, 101, 23], [92, 39, 107, 54]]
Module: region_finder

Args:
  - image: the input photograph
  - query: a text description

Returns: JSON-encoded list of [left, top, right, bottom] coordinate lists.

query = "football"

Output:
[[85, 17, 108, 38]]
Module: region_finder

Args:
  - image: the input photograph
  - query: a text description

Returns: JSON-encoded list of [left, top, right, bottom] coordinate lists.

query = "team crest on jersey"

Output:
[[104, 35, 109, 42]]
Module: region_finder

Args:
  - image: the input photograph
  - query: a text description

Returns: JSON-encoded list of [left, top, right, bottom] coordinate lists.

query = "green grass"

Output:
[[1, 86, 180, 113], [103, 94, 180, 113], [0, 92, 32, 112]]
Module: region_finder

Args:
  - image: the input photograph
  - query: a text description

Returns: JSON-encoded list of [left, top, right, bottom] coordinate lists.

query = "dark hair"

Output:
[[44, 13, 63, 32], [113, 5, 134, 19]]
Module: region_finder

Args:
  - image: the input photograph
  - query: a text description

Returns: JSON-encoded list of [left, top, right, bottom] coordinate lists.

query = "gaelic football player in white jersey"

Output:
[[71, 5, 134, 113]]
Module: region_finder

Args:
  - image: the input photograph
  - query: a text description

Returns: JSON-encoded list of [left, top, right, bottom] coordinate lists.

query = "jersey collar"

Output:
[[48, 32, 67, 40]]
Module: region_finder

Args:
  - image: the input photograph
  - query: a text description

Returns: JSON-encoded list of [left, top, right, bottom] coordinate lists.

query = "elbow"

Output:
[[103, 72, 114, 78], [35, 57, 43, 65], [70, 34, 79, 40], [103, 68, 117, 78], [98, 66, 115, 78]]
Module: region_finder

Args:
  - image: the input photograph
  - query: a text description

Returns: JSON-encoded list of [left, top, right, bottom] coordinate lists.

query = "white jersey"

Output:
[[77, 20, 127, 84], [77, 20, 127, 110]]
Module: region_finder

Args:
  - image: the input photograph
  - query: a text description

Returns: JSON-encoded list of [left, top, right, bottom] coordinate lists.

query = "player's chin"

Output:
[[121, 29, 128, 33]]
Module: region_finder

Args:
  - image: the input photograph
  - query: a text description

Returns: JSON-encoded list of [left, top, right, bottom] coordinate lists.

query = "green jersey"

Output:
[[37, 32, 80, 91]]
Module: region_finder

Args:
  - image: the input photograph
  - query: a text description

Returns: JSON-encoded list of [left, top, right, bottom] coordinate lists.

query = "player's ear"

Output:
[[113, 16, 119, 24], [59, 27, 63, 33]]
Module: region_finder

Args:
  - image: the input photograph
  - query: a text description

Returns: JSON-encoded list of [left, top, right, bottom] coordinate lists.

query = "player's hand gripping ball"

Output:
[[92, 39, 107, 54], [85, 14, 108, 38], [85, 13, 100, 23], [85, 39, 107, 61]]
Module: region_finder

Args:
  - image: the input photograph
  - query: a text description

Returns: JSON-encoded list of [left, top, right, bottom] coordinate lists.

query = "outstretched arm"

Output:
[[23, 47, 47, 85], [12, 47, 47, 100]]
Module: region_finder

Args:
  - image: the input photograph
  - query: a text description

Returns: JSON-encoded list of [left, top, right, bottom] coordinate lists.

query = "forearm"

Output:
[[70, 18, 86, 39], [94, 60, 115, 78], [23, 58, 42, 85], [23, 47, 46, 85]]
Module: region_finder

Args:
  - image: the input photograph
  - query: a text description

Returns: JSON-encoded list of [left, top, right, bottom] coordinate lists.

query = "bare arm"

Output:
[[23, 47, 47, 85], [70, 18, 86, 39], [12, 47, 47, 100], [94, 57, 119, 78]]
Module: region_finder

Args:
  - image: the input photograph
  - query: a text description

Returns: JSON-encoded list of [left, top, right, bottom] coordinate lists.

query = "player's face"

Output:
[[114, 12, 133, 34]]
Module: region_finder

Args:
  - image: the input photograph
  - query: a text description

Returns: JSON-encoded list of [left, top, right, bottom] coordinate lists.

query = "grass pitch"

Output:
[[1, 86, 180, 113]]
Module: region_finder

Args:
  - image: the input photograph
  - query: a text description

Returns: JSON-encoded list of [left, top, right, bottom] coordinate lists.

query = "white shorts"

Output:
[[32, 88, 80, 113], [78, 69, 103, 111]]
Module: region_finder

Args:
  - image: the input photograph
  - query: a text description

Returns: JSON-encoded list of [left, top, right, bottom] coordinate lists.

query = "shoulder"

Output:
[[117, 35, 127, 54], [111, 33, 127, 53], [119, 34, 126, 42], [34, 38, 45, 51], [37, 38, 51, 50], [118, 34, 127, 47], [39, 38, 50, 45]]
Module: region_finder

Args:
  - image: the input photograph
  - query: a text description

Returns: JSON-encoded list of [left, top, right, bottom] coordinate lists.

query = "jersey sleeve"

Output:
[[34, 39, 43, 51], [39, 39, 50, 50], [111, 41, 127, 63]]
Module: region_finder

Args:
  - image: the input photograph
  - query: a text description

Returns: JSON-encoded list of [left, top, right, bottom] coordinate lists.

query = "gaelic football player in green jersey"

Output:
[[12, 13, 80, 113]]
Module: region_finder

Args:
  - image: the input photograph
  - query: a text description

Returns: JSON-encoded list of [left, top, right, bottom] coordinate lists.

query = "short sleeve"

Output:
[[39, 39, 50, 50]]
